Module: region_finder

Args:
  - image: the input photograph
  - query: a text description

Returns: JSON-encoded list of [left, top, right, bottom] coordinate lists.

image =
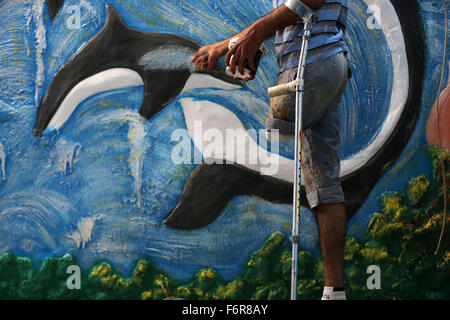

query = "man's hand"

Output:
[[225, 25, 264, 76], [191, 40, 229, 72]]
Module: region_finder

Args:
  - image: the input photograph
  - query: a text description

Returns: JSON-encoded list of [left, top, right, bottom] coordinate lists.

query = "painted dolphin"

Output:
[[46, 0, 65, 23], [164, 0, 426, 230], [33, 4, 241, 137]]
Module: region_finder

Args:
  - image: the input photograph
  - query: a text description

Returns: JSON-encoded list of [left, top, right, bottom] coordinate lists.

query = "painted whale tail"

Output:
[[164, 163, 295, 230]]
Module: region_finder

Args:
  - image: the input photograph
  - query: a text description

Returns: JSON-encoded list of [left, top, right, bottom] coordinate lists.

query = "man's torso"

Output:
[[273, 0, 348, 72]]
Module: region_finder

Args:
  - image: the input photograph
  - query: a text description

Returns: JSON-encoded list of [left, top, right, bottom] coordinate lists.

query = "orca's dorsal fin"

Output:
[[103, 3, 131, 32]]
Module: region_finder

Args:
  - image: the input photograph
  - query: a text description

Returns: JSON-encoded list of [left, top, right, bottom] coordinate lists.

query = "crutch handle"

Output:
[[267, 79, 300, 97]]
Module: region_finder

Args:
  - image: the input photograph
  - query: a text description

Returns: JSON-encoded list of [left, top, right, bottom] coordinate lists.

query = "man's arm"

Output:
[[192, 0, 325, 74]]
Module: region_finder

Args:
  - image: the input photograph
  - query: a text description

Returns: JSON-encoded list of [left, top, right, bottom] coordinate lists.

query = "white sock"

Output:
[[321, 286, 347, 300]]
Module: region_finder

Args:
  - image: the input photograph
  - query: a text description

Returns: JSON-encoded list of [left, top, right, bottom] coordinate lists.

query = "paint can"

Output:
[[226, 37, 264, 81]]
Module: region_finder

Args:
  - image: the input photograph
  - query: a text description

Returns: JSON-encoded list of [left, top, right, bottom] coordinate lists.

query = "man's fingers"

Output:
[[206, 54, 218, 72], [227, 45, 242, 74], [194, 59, 207, 71], [226, 43, 258, 75], [192, 51, 203, 62], [192, 47, 208, 62], [238, 60, 245, 75], [234, 49, 247, 75], [225, 46, 235, 67], [247, 54, 256, 71], [191, 53, 207, 71], [192, 51, 210, 71], [225, 49, 233, 67], [229, 53, 238, 74]]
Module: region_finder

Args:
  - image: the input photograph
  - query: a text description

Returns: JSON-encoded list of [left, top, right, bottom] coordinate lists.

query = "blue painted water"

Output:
[[0, 0, 434, 280]]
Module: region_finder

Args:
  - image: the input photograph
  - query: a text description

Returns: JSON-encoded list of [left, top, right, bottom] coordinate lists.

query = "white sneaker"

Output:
[[321, 287, 347, 300]]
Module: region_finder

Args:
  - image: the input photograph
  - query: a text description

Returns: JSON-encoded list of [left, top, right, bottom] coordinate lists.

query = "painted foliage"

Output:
[[0, 0, 447, 299]]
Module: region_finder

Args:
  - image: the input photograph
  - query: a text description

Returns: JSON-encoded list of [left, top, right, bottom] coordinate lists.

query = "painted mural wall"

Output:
[[0, 0, 448, 299]]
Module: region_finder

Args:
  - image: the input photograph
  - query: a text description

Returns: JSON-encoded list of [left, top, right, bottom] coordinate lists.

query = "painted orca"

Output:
[[164, 0, 426, 230], [32, 4, 242, 137], [46, 0, 65, 23], [34, 1, 425, 231]]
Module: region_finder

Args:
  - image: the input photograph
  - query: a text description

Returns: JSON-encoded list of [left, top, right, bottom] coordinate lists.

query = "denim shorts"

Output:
[[266, 52, 348, 209]]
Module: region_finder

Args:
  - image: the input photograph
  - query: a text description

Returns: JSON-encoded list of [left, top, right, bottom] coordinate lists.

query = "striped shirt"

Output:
[[273, 0, 348, 72]]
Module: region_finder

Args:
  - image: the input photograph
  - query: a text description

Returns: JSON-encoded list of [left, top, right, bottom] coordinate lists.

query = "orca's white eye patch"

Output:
[[138, 47, 196, 71]]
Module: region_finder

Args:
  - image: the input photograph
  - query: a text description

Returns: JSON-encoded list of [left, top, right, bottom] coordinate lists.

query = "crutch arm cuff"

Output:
[[283, 0, 316, 22]]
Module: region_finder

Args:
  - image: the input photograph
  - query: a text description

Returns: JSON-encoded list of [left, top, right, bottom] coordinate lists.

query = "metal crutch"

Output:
[[267, 14, 316, 301]]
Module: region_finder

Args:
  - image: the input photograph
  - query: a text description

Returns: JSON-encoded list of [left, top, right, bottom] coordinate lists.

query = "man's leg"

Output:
[[299, 53, 348, 299], [315, 202, 346, 288], [265, 52, 349, 299]]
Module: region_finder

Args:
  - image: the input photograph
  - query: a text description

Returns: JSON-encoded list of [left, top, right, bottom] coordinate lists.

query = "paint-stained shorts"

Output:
[[266, 52, 348, 209]]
